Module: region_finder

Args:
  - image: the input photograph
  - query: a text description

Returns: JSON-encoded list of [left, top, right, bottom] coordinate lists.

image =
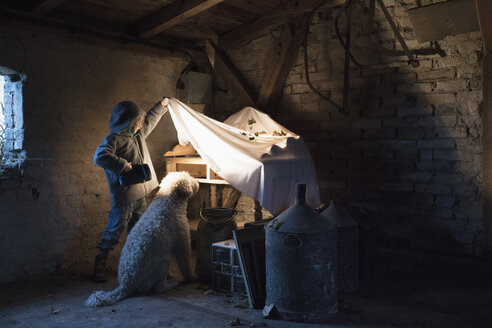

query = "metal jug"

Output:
[[265, 184, 338, 322], [321, 201, 359, 293]]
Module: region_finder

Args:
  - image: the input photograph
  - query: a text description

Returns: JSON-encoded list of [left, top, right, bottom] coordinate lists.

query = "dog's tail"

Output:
[[85, 285, 129, 307]]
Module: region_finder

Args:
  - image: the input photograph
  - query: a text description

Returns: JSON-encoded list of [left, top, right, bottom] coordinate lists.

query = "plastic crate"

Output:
[[212, 239, 247, 296]]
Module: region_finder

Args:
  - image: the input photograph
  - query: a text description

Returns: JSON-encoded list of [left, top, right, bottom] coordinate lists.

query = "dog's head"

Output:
[[158, 171, 199, 200]]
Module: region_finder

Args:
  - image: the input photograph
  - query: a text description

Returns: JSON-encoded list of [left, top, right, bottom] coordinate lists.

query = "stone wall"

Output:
[[214, 0, 483, 256], [0, 23, 188, 283]]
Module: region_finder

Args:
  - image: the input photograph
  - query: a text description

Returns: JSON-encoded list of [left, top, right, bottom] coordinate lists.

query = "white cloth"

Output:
[[167, 98, 320, 215]]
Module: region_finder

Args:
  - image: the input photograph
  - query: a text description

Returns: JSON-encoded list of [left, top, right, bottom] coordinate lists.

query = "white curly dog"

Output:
[[86, 171, 199, 307]]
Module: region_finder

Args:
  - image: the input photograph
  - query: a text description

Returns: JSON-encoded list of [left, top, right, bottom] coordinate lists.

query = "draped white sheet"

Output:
[[167, 98, 320, 215]]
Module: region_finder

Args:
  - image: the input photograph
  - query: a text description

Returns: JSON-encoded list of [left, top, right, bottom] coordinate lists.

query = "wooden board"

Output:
[[164, 155, 229, 184], [218, 0, 345, 47], [134, 0, 226, 38], [233, 227, 266, 309], [219, 185, 241, 208], [176, 163, 207, 178], [164, 143, 198, 157], [407, 0, 479, 43], [59, 0, 172, 25]]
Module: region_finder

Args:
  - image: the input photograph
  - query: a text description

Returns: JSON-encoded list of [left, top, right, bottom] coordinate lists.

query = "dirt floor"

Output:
[[1, 251, 492, 328]]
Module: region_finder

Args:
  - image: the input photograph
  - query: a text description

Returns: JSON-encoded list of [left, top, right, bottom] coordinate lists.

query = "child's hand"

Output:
[[123, 163, 132, 172], [161, 97, 169, 107]]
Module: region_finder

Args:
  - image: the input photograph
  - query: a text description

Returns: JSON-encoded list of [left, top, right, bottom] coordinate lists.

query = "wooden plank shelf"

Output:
[[163, 155, 229, 185]]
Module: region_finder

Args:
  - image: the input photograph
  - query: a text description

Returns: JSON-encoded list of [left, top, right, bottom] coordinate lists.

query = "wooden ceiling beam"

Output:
[[212, 3, 258, 23], [218, 0, 345, 48], [32, 0, 66, 14], [0, 5, 195, 57], [221, 0, 268, 14], [50, 10, 131, 36], [219, 15, 292, 48], [257, 14, 311, 112], [134, 0, 225, 39], [163, 20, 219, 41], [206, 40, 257, 107]]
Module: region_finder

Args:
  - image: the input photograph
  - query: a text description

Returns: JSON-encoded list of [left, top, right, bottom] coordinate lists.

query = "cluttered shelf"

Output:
[[163, 156, 229, 185], [163, 144, 229, 185], [163, 143, 264, 222]]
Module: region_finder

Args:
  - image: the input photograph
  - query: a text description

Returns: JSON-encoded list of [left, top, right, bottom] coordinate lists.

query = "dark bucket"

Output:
[[195, 207, 237, 283]]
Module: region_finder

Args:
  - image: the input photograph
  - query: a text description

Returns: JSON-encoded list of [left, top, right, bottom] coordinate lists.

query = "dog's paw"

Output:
[[86, 291, 109, 307]]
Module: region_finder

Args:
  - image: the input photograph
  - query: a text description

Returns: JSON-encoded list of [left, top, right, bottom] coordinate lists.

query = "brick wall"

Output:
[[214, 0, 483, 256]]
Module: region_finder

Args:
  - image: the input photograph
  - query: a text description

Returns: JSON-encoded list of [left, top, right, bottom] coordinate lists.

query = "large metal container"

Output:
[[321, 201, 359, 293], [264, 184, 337, 323]]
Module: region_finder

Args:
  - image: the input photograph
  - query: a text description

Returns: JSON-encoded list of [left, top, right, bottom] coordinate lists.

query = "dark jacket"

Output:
[[94, 101, 168, 207]]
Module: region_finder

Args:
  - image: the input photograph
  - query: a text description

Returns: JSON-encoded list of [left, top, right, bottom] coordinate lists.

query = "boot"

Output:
[[91, 252, 108, 283]]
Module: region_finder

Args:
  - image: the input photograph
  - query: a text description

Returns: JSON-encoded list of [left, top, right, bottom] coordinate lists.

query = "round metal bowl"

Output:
[[200, 207, 237, 225]]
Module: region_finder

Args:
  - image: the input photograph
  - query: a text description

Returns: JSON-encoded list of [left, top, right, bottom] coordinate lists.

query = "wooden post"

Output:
[[477, 0, 492, 258], [206, 40, 257, 107], [256, 14, 311, 114], [210, 184, 218, 207], [476, 0, 491, 55], [254, 200, 263, 221]]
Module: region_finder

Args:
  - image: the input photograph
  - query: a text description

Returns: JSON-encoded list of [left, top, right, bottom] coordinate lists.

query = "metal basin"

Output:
[[200, 207, 237, 225]]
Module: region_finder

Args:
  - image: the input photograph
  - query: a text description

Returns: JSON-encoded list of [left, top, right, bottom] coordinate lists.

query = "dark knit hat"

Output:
[[109, 101, 146, 133]]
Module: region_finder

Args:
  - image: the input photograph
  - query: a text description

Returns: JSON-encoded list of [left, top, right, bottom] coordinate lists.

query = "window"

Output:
[[0, 69, 26, 175], [0, 75, 4, 143]]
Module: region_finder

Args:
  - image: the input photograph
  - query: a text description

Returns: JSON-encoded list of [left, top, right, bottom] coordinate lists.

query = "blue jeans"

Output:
[[97, 197, 147, 252]]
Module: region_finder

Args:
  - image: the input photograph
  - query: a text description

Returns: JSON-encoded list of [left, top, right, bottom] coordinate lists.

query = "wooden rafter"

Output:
[[162, 22, 218, 41], [51, 10, 130, 36], [219, 15, 291, 48], [206, 40, 257, 107], [33, 0, 66, 14], [477, 0, 492, 54], [257, 14, 311, 111], [0, 5, 195, 59], [212, 3, 258, 23], [134, 0, 225, 39], [218, 0, 345, 47]]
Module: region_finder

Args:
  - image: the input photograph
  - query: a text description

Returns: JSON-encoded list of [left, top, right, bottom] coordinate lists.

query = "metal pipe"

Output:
[[343, 4, 352, 112], [375, 0, 420, 67]]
